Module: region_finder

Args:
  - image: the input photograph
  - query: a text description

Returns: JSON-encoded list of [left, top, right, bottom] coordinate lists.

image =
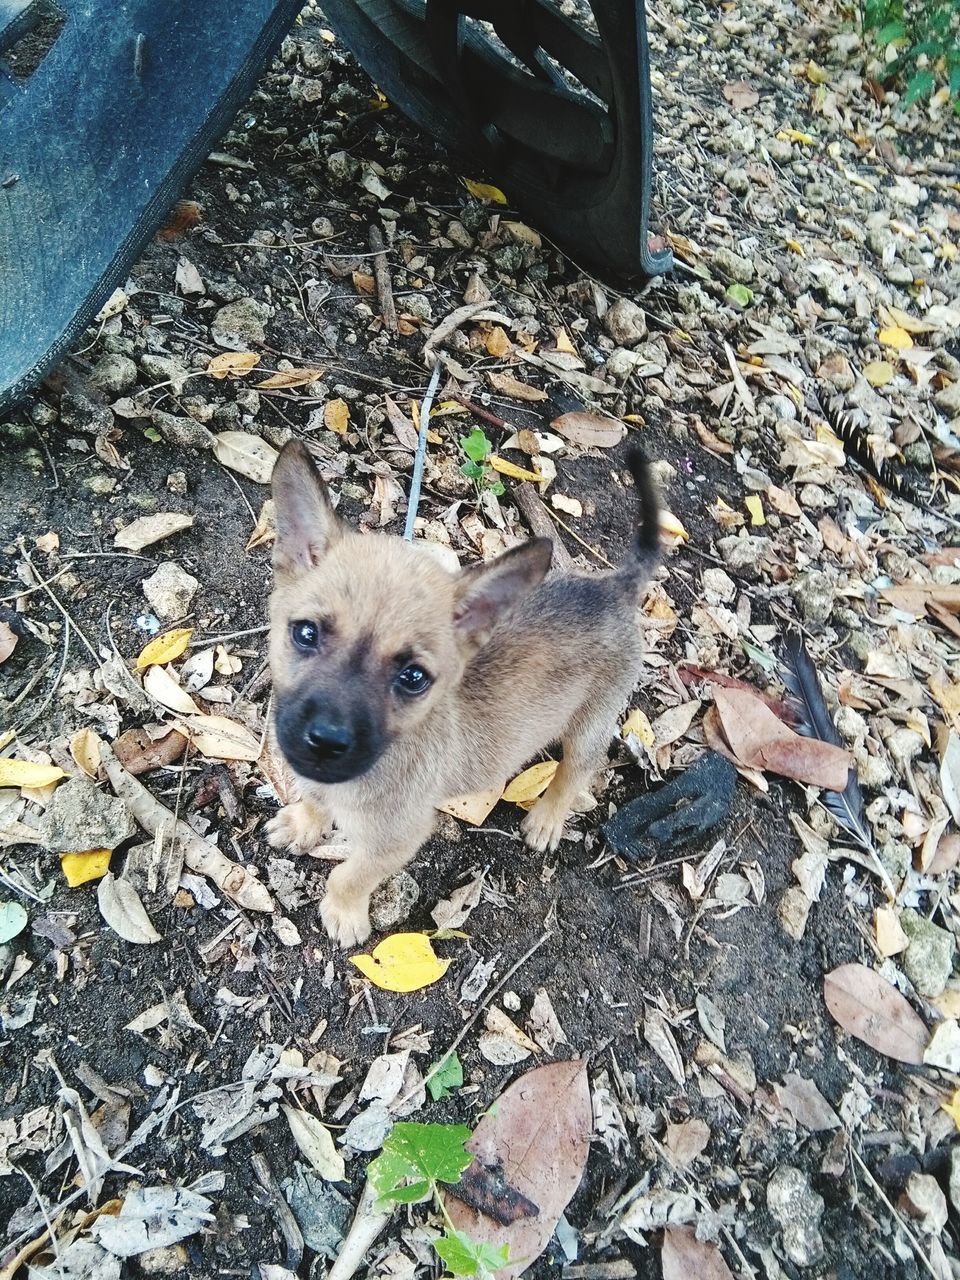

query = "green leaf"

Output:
[[434, 1230, 510, 1277], [460, 428, 492, 464], [459, 460, 485, 481], [427, 1052, 464, 1101], [903, 67, 935, 104], [875, 18, 907, 41], [368, 1122, 473, 1203], [143, 427, 162, 443], [0, 901, 28, 944], [485, 479, 505, 497], [725, 282, 753, 308]]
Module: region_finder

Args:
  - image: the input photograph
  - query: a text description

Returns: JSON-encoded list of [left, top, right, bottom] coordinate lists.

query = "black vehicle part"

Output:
[[322, 0, 672, 281], [0, 0, 304, 414]]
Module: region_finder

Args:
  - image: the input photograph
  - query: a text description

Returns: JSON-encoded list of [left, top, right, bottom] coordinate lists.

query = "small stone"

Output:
[[900, 907, 955, 997], [702, 567, 737, 605], [767, 138, 792, 163], [90, 353, 137, 396], [139, 354, 189, 395], [210, 297, 268, 349], [711, 245, 754, 284], [767, 1166, 825, 1267], [60, 389, 112, 437], [151, 411, 215, 451], [804, 181, 832, 208], [326, 149, 360, 184], [885, 727, 924, 767], [717, 531, 770, 579], [853, 747, 892, 789], [791, 570, 834, 624], [39, 777, 135, 853], [950, 1147, 960, 1214], [166, 471, 188, 496], [935, 380, 960, 419], [724, 167, 750, 195], [900, 1172, 948, 1236], [603, 297, 647, 347], [403, 293, 432, 322], [798, 484, 832, 511], [142, 562, 199, 621], [369, 872, 419, 932], [446, 219, 474, 249]]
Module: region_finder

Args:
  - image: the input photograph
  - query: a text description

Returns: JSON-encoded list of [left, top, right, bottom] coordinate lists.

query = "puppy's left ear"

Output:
[[453, 538, 552, 649], [272, 440, 342, 577]]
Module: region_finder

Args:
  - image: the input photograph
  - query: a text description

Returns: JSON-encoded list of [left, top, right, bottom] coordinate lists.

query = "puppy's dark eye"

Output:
[[290, 620, 321, 651], [395, 663, 432, 696]]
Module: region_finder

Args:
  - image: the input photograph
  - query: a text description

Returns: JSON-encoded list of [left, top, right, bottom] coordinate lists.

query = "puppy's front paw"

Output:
[[522, 800, 568, 853], [266, 801, 331, 855], [320, 890, 372, 948]]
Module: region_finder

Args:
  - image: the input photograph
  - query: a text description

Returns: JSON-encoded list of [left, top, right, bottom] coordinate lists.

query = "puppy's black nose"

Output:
[[304, 718, 353, 759]]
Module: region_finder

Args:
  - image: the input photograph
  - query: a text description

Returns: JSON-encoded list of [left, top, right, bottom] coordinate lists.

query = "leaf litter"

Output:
[[2, 3, 960, 1276]]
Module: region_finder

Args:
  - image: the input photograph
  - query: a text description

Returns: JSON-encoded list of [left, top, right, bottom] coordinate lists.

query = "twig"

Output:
[[514, 483, 575, 572], [11, 1164, 61, 1272], [32, 425, 59, 492], [191, 625, 269, 647], [851, 1149, 940, 1280], [395, 930, 552, 1111], [369, 225, 398, 333], [252, 1151, 303, 1271], [452, 394, 510, 432], [544, 508, 614, 569], [403, 363, 443, 542], [11, 620, 70, 738], [16, 538, 99, 663]]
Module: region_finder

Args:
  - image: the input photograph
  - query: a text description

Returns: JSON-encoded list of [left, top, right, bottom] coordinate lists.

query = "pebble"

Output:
[[326, 149, 360, 183], [935, 380, 960, 419], [604, 297, 648, 347], [717, 531, 770, 578], [901, 1172, 948, 1236], [900, 908, 955, 998], [723, 167, 750, 195], [142, 562, 200, 621], [39, 777, 135, 853], [140, 354, 189, 395], [766, 1166, 825, 1267], [711, 245, 754, 284], [369, 872, 419, 932], [90, 353, 137, 397], [151, 411, 215, 451], [790, 570, 834, 623], [446, 219, 474, 249], [210, 297, 268, 349]]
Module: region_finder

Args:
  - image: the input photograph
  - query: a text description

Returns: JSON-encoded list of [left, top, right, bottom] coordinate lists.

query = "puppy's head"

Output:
[[269, 441, 551, 785]]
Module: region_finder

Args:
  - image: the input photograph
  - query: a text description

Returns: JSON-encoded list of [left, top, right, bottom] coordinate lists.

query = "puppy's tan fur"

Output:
[[267, 440, 658, 945]]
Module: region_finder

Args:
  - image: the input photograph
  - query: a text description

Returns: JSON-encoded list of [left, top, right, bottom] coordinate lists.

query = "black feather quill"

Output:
[[780, 630, 876, 856], [813, 391, 922, 505]]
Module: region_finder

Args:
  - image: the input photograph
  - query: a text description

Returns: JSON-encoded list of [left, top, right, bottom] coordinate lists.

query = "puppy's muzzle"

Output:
[[276, 695, 384, 785]]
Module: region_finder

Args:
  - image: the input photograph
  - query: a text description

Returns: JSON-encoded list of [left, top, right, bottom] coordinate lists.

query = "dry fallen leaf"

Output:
[[661, 1226, 734, 1280], [479, 1006, 540, 1065], [712, 686, 852, 790], [324, 398, 350, 435], [97, 873, 162, 945], [282, 1105, 346, 1182], [436, 784, 504, 826], [823, 963, 927, 1064], [0, 620, 18, 664], [142, 666, 203, 716], [551, 494, 583, 518], [643, 1009, 686, 1086], [114, 513, 193, 552], [0, 759, 66, 788], [723, 79, 759, 109], [112, 725, 187, 776], [70, 728, 102, 779], [487, 455, 541, 483], [206, 351, 261, 379], [256, 367, 325, 389], [135, 628, 193, 671], [486, 371, 548, 402], [173, 715, 262, 762], [212, 431, 279, 484], [447, 1059, 591, 1280], [875, 905, 909, 956], [351, 933, 450, 992], [463, 178, 508, 204], [550, 411, 626, 449], [62, 849, 112, 887], [502, 761, 558, 805]]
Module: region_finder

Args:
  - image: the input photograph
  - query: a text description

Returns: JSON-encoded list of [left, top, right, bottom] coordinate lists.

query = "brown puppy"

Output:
[[266, 440, 659, 946]]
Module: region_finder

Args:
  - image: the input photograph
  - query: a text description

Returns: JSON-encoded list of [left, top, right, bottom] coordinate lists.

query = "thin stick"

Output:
[[403, 363, 443, 542], [369, 225, 398, 333], [395, 930, 552, 1110], [543, 508, 614, 569], [514, 483, 575, 572], [851, 1149, 940, 1280], [12, 620, 70, 738], [191, 625, 269, 647], [452, 394, 509, 432], [10, 1164, 62, 1272], [16, 539, 99, 662]]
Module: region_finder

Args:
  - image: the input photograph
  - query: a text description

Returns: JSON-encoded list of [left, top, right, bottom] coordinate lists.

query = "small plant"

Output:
[[368, 1122, 510, 1279], [862, 0, 960, 109], [459, 428, 505, 497]]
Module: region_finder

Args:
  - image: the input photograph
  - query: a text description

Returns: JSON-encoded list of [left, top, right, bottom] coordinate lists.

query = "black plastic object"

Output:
[[0, 0, 304, 414], [322, 0, 672, 281], [603, 752, 737, 861]]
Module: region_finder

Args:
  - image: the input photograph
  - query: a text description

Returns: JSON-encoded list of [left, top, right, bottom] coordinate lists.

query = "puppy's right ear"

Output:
[[271, 440, 342, 577]]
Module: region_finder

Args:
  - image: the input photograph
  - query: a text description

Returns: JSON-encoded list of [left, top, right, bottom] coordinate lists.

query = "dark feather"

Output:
[[818, 394, 921, 505], [780, 630, 875, 854]]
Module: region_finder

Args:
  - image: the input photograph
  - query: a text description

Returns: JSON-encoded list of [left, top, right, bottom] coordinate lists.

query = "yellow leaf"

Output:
[[369, 88, 389, 111], [436, 783, 505, 826], [352, 271, 376, 295], [463, 178, 508, 205], [745, 495, 766, 526], [776, 128, 815, 145], [881, 305, 930, 334], [70, 728, 102, 779], [503, 760, 558, 804], [878, 326, 913, 350], [61, 849, 111, 887], [942, 1089, 960, 1130], [484, 325, 513, 357], [864, 361, 894, 387], [324, 399, 350, 435], [554, 329, 577, 355], [256, 368, 325, 389], [622, 708, 655, 747], [805, 59, 829, 84], [206, 351, 261, 379], [350, 932, 450, 992], [0, 729, 14, 751], [0, 759, 66, 788], [659, 509, 689, 541], [136, 628, 193, 671], [487, 455, 541, 482], [784, 238, 805, 256]]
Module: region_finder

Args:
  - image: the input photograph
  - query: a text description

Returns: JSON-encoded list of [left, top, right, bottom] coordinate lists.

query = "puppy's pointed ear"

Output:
[[453, 537, 552, 649], [272, 440, 342, 577]]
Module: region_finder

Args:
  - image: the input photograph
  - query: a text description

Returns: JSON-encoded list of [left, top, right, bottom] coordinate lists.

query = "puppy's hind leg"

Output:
[[320, 808, 436, 948], [522, 709, 617, 854]]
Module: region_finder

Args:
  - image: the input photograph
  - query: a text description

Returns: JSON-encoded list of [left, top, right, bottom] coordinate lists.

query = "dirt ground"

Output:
[[2, 2, 960, 1278]]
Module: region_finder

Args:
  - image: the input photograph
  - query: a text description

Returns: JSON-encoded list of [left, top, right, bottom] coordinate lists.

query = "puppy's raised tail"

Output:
[[621, 445, 661, 582]]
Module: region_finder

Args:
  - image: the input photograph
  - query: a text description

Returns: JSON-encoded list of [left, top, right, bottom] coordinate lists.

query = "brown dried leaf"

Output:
[[823, 963, 928, 1064], [256, 368, 324, 389], [661, 1227, 734, 1280], [0, 620, 17, 664], [550, 412, 626, 449], [723, 79, 760, 109], [486, 371, 548, 402], [446, 1060, 591, 1280], [663, 1118, 711, 1168], [113, 725, 188, 776], [773, 1072, 840, 1131], [114, 512, 193, 552], [713, 686, 852, 790], [643, 1009, 685, 1086]]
